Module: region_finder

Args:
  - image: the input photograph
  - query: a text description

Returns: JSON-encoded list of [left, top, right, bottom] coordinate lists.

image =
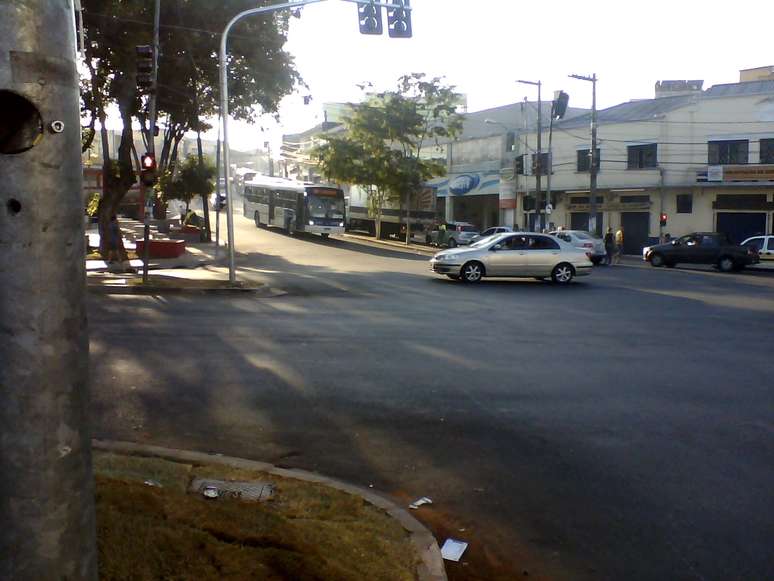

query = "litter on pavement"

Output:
[[202, 485, 219, 499], [440, 538, 468, 562], [408, 496, 433, 509]]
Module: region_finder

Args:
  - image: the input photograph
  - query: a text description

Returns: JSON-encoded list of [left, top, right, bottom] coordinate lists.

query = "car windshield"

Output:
[[470, 234, 500, 248]]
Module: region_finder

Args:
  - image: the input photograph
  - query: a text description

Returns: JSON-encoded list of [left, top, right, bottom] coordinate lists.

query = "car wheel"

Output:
[[718, 256, 735, 273], [253, 211, 260, 228], [448, 238, 457, 248], [321, 233, 330, 239], [551, 263, 575, 284], [461, 261, 484, 283], [650, 253, 665, 267], [446, 274, 460, 280]]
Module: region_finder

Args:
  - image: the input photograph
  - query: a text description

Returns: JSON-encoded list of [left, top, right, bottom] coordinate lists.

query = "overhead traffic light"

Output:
[[136, 45, 154, 91], [387, 0, 412, 38], [659, 212, 668, 227], [140, 152, 157, 186], [357, 1, 383, 35]]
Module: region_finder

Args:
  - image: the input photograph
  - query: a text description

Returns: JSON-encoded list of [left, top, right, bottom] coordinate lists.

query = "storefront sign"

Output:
[[721, 165, 774, 181], [499, 198, 516, 209]]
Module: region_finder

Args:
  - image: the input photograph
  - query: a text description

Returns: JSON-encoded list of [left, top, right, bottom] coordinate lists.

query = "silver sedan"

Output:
[[429, 232, 592, 284]]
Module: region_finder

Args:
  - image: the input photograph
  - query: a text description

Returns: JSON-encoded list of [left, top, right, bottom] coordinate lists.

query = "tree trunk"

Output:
[[197, 130, 212, 241]]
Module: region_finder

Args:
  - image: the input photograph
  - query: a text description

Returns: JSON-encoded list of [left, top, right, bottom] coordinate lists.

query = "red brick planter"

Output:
[[135, 239, 186, 259]]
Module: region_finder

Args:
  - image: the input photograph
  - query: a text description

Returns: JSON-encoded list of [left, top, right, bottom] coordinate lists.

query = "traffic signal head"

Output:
[[387, 0, 412, 38], [357, 1, 383, 35], [136, 45, 154, 91], [659, 212, 668, 226], [553, 91, 569, 119], [140, 152, 157, 186]]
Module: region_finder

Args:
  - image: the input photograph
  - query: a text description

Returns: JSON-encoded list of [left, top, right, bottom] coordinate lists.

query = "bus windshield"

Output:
[[307, 192, 345, 219]]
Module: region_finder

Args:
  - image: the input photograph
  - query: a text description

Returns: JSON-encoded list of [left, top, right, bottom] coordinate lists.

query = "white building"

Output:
[[511, 75, 774, 253]]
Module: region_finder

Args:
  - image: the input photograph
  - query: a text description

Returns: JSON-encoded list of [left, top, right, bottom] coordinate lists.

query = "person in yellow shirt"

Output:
[[614, 227, 624, 264]]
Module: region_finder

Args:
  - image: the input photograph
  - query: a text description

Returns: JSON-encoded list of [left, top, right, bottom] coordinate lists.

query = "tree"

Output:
[[80, 0, 302, 257], [156, 154, 216, 215], [314, 74, 463, 241]]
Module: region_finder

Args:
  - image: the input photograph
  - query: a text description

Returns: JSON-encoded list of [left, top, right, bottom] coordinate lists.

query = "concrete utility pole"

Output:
[[0, 2, 97, 579], [518, 80, 542, 230], [570, 73, 598, 234]]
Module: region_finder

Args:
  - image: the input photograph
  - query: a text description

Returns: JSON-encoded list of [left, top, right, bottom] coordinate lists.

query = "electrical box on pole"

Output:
[[387, 0, 412, 38]]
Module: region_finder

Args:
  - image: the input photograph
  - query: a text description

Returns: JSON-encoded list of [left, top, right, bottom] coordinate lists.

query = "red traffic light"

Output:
[[141, 153, 156, 170], [659, 212, 668, 226]]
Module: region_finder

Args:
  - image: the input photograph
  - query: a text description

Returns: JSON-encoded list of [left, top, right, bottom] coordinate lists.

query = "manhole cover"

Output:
[[190, 478, 275, 502]]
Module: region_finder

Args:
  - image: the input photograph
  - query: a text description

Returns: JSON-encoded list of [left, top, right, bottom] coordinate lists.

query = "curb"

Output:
[[340, 233, 436, 257], [87, 283, 287, 297], [92, 440, 447, 581]]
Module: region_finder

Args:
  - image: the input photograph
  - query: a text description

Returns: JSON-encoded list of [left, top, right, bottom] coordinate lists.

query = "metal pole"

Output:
[[536, 82, 542, 231], [220, 0, 327, 284], [1, 1, 97, 578], [142, 0, 161, 284], [547, 112, 554, 229], [589, 73, 598, 235], [215, 125, 221, 257]]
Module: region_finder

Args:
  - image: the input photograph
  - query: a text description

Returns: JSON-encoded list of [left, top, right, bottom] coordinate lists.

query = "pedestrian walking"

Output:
[[604, 227, 615, 265], [614, 226, 624, 264]]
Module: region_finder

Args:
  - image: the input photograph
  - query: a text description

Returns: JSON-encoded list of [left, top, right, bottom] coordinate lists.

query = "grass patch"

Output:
[[94, 452, 418, 580]]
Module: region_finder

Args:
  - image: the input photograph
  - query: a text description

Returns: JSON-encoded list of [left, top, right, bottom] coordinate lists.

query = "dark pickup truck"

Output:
[[644, 232, 759, 272]]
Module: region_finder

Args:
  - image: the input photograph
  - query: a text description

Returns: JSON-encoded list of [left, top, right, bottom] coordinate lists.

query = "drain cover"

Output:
[[190, 478, 275, 502]]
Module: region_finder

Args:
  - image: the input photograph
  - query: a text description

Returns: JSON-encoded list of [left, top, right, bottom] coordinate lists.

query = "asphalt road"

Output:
[[89, 214, 774, 581]]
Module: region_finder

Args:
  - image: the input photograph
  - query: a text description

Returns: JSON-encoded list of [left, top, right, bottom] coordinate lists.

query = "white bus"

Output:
[[242, 176, 345, 238]]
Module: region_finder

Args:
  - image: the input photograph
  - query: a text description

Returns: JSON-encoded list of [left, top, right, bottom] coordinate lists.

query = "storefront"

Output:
[[432, 170, 501, 230]]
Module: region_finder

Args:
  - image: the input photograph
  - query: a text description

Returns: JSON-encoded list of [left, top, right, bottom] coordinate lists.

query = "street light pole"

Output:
[[220, 0, 327, 284], [570, 73, 598, 234], [518, 79, 542, 231]]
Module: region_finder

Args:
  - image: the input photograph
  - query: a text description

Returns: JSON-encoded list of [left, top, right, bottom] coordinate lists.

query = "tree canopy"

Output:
[[314, 74, 463, 240], [80, 0, 302, 253]]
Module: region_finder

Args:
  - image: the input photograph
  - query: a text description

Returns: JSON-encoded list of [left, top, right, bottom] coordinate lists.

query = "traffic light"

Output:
[[136, 45, 154, 91], [387, 0, 412, 38], [357, 1, 383, 35], [514, 154, 525, 175], [140, 152, 157, 186], [553, 90, 569, 119], [659, 212, 668, 227]]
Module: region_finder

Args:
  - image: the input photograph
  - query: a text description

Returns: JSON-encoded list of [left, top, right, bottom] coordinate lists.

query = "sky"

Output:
[[207, 0, 774, 151]]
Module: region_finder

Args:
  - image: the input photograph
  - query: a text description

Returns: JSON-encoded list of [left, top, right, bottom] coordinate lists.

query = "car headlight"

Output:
[[308, 220, 315, 226]]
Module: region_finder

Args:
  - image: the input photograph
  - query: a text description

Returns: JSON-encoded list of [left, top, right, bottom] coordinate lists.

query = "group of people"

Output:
[[604, 227, 625, 265]]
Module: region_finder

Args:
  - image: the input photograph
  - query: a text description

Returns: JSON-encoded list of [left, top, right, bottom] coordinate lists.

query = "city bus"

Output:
[[242, 176, 345, 238]]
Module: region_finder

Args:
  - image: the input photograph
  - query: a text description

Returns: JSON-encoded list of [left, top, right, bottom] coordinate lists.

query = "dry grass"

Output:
[[93, 452, 418, 581]]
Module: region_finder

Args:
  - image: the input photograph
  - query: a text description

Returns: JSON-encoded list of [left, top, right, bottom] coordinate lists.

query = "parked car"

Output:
[[550, 230, 607, 265], [741, 235, 774, 262], [644, 232, 759, 272], [430, 232, 592, 284], [472, 226, 513, 241], [427, 222, 480, 247]]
